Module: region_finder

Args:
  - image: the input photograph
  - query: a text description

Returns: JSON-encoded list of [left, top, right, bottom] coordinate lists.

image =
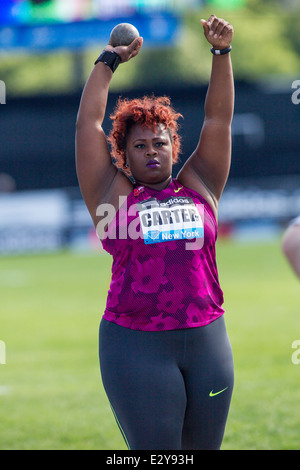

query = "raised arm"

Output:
[[178, 15, 234, 215], [75, 38, 143, 225]]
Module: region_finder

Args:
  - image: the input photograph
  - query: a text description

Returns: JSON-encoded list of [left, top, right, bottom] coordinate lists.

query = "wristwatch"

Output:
[[210, 46, 232, 55], [94, 50, 121, 72]]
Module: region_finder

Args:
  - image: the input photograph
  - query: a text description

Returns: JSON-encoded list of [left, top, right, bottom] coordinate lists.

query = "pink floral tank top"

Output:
[[101, 179, 224, 331]]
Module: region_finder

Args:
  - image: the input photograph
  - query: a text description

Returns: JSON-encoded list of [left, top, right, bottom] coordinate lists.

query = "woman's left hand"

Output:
[[201, 15, 234, 50]]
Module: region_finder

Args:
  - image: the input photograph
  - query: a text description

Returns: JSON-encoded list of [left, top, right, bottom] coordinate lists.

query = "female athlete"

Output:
[[76, 15, 235, 450]]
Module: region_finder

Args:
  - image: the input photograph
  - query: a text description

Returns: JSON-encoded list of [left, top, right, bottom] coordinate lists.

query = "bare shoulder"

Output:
[[177, 165, 218, 219], [91, 169, 133, 227]]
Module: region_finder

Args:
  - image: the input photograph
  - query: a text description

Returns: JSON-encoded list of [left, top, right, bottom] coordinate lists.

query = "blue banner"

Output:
[[0, 15, 180, 51]]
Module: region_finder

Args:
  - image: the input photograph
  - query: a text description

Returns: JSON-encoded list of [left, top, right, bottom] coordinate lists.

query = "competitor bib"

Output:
[[137, 196, 204, 244]]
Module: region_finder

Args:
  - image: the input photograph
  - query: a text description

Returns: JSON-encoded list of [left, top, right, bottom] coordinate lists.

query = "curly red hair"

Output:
[[108, 95, 183, 172]]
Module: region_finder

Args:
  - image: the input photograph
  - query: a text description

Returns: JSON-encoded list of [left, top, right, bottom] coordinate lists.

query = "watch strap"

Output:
[[94, 50, 121, 72], [210, 45, 232, 55]]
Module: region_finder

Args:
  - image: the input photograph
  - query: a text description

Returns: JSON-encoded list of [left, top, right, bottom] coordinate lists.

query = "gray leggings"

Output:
[[99, 316, 234, 450]]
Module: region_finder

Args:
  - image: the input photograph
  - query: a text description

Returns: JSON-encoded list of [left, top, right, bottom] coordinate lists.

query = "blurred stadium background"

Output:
[[0, 0, 300, 450]]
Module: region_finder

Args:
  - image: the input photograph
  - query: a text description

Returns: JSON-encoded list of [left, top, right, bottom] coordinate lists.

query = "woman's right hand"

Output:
[[104, 37, 143, 63]]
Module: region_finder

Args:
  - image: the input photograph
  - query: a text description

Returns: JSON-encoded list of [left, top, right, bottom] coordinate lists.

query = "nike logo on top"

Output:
[[174, 187, 183, 193]]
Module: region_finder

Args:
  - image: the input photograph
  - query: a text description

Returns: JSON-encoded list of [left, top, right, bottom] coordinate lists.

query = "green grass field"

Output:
[[0, 238, 300, 450]]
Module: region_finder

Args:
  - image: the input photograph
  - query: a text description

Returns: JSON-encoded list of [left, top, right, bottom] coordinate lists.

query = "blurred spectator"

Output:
[[0, 173, 16, 192], [282, 216, 300, 278]]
